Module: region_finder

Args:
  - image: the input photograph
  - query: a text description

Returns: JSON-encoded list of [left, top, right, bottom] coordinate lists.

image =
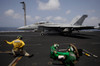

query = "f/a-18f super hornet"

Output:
[[18, 15, 94, 35]]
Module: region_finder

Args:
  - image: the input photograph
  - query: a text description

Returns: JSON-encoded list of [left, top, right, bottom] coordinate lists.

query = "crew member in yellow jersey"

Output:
[[5, 35, 33, 57]]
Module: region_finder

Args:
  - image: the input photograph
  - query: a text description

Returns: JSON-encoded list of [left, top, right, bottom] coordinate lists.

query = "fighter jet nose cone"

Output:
[[17, 26, 25, 30]]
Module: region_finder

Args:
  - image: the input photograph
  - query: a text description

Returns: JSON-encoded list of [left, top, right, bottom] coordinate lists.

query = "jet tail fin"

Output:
[[73, 15, 88, 25]]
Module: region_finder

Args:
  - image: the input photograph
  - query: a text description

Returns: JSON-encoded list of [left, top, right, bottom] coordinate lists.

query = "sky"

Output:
[[0, 0, 100, 27]]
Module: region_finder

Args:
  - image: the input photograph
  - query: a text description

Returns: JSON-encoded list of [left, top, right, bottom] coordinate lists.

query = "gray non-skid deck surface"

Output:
[[0, 31, 100, 66]]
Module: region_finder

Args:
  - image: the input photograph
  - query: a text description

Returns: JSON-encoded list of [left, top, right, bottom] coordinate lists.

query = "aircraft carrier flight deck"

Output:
[[0, 31, 100, 66]]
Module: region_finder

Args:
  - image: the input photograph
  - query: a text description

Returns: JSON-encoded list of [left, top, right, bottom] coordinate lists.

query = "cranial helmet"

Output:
[[54, 44, 59, 48], [68, 44, 74, 52], [17, 35, 23, 39]]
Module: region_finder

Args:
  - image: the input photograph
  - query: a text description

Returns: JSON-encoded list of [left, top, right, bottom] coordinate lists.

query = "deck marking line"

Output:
[[8, 56, 23, 66], [0, 51, 12, 53]]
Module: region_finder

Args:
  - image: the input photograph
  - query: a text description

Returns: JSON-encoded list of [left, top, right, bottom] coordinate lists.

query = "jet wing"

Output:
[[39, 25, 94, 29], [38, 25, 94, 31], [71, 26, 94, 30]]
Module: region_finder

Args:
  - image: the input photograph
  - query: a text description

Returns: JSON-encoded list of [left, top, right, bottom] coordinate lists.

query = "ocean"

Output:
[[0, 27, 18, 31], [0, 27, 24, 32]]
